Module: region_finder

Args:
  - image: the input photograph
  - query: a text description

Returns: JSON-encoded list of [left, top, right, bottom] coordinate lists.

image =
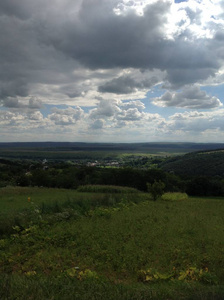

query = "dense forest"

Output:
[[161, 150, 224, 176]]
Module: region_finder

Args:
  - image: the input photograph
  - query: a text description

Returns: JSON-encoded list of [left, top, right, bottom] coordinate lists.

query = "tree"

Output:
[[147, 180, 165, 201]]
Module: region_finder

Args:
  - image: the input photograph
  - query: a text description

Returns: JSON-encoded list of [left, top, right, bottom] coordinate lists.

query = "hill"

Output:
[[160, 149, 224, 177], [0, 142, 224, 161], [0, 142, 224, 153]]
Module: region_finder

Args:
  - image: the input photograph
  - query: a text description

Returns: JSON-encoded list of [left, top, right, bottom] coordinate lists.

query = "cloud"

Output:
[[170, 111, 205, 121], [3, 98, 21, 108], [90, 119, 105, 130], [117, 108, 143, 121], [152, 85, 222, 109], [121, 100, 145, 111], [0, 0, 46, 20], [89, 98, 121, 119], [28, 97, 43, 109], [49, 106, 84, 125], [0, 80, 29, 100], [28, 111, 44, 121], [67, 2, 216, 78], [0, 110, 26, 126], [88, 98, 149, 124], [98, 76, 138, 94], [2, 102, 224, 143], [45, 0, 221, 88], [87, 97, 164, 131], [168, 109, 224, 132], [51, 1, 171, 70], [2, 97, 43, 109], [98, 75, 158, 94], [0, 0, 224, 106], [1, 0, 224, 142]]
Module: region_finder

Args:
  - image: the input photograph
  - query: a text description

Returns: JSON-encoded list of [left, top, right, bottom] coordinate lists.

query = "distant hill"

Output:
[[0, 142, 224, 153], [160, 149, 224, 177]]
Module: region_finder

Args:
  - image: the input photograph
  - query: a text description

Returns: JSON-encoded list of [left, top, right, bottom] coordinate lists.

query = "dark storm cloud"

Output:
[[3, 97, 43, 109], [0, 80, 28, 100], [3, 98, 21, 108], [98, 75, 158, 94], [46, 0, 219, 84], [51, 1, 170, 70], [0, 0, 33, 19], [47, 1, 172, 71], [0, 5, 79, 103], [99, 76, 138, 94]]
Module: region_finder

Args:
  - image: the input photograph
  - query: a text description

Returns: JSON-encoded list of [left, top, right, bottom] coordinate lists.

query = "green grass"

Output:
[[0, 186, 141, 213], [0, 186, 145, 235], [1, 274, 224, 300], [0, 187, 224, 299], [0, 186, 78, 213]]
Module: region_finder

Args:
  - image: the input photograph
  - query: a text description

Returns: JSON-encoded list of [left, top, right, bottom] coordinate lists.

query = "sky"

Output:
[[1, 0, 224, 143]]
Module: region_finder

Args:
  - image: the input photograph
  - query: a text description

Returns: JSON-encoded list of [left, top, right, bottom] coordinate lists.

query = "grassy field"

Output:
[[0, 187, 224, 299], [0, 186, 139, 213]]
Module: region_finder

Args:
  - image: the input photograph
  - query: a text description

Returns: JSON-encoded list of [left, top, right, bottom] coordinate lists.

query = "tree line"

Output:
[[1, 159, 224, 197]]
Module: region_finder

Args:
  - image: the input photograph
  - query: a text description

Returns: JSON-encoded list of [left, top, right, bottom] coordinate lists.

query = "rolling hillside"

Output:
[[160, 149, 224, 177]]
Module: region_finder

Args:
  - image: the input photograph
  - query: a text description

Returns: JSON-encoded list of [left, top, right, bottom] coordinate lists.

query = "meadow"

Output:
[[0, 186, 224, 299]]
